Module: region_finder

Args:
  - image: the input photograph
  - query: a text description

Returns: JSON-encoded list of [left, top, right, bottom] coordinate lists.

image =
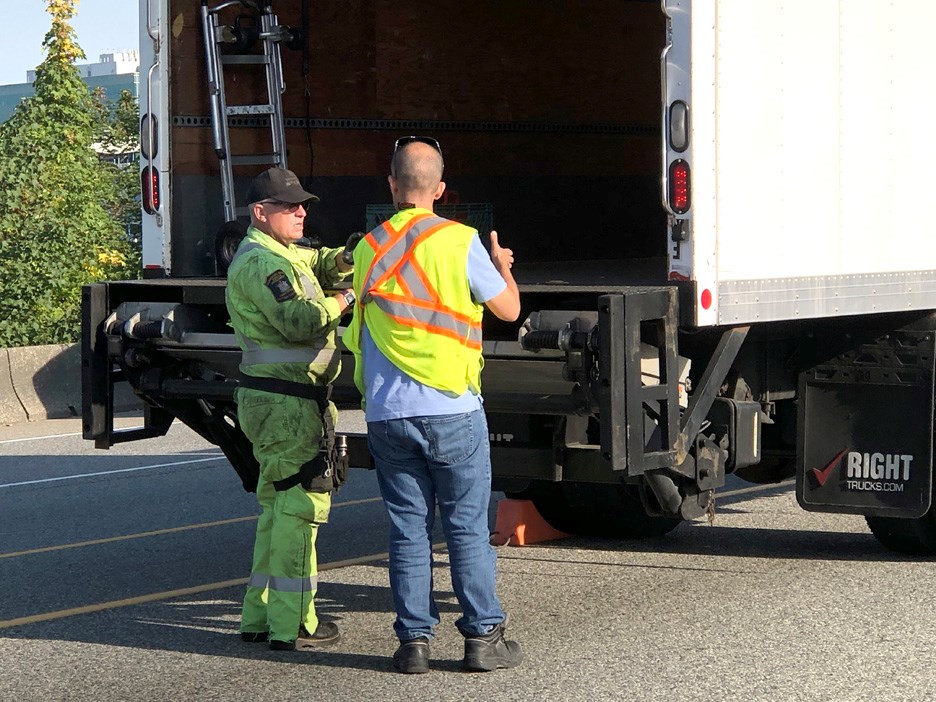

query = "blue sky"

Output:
[[0, 1, 139, 86]]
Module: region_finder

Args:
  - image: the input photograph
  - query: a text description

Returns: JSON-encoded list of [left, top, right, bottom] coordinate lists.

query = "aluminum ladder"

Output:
[[200, 0, 295, 221]]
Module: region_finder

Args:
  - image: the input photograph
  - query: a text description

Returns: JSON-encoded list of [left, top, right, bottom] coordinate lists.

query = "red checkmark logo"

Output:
[[811, 447, 848, 487]]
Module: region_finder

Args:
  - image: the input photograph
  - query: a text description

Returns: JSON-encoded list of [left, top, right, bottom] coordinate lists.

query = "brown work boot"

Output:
[[269, 621, 341, 651]]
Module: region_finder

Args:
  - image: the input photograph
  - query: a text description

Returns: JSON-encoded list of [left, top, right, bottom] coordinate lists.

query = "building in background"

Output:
[[0, 51, 139, 123]]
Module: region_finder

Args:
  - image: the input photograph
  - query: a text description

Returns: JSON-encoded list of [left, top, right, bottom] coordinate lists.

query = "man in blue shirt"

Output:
[[345, 136, 522, 673]]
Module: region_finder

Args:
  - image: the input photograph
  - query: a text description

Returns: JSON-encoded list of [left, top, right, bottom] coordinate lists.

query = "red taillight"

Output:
[[141, 166, 160, 214], [668, 159, 690, 214]]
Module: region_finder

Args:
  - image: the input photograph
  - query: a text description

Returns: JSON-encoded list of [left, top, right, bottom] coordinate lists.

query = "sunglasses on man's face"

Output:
[[393, 135, 443, 158], [260, 199, 306, 214]]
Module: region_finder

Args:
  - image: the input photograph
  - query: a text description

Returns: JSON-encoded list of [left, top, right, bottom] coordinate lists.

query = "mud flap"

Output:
[[797, 331, 935, 518]]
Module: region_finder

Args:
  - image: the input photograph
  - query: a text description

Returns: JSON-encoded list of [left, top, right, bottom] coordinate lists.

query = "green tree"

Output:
[[0, 0, 137, 347], [92, 86, 143, 250]]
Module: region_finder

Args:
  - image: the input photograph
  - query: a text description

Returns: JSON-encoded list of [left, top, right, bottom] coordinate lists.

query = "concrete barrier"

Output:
[[1, 343, 141, 425], [0, 349, 29, 425], [8, 344, 81, 421]]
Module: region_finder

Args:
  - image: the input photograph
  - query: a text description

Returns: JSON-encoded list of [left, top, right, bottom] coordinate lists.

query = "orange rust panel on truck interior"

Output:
[[167, 0, 663, 178]]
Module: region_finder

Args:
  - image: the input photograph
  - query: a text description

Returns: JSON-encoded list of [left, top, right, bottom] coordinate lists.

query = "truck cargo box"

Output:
[[672, 0, 936, 325]]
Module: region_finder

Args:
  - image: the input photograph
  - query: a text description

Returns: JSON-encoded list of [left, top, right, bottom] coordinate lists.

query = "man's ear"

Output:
[[433, 181, 446, 201], [252, 202, 265, 223]]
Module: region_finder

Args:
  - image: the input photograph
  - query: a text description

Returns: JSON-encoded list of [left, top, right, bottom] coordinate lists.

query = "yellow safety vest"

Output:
[[344, 208, 484, 396]]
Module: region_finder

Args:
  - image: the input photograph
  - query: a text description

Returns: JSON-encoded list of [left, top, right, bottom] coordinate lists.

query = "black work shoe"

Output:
[[462, 621, 523, 672], [240, 631, 268, 643], [269, 621, 341, 651], [393, 637, 430, 674]]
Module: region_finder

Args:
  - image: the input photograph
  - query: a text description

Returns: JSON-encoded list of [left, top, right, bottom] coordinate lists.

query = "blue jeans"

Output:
[[367, 408, 505, 641]]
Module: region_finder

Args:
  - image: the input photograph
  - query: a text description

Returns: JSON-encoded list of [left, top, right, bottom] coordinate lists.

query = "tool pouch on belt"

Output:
[[241, 374, 349, 493], [301, 388, 348, 492], [272, 424, 348, 493], [295, 453, 337, 493]]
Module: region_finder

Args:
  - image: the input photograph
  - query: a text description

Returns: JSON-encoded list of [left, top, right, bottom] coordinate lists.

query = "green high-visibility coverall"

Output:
[[225, 226, 350, 643]]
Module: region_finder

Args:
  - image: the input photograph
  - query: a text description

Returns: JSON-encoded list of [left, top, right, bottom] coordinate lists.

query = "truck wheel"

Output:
[[865, 512, 936, 555], [215, 220, 247, 274], [527, 482, 682, 539], [732, 452, 795, 485]]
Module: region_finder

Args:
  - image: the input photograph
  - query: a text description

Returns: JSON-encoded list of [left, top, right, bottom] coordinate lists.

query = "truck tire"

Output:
[[865, 511, 936, 555], [732, 452, 795, 485], [524, 481, 682, 539], [214, 220, 247, 274]]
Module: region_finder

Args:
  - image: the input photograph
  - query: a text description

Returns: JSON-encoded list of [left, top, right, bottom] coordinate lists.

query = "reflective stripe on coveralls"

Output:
[[247, 573, 269, 589], [268, 574, 318, 592], [240, 343, 337, 366]]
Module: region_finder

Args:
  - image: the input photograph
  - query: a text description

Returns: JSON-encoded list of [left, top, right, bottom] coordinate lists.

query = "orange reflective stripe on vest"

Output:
[[362, 212, 442, 295], [361, 214, 483, 348]]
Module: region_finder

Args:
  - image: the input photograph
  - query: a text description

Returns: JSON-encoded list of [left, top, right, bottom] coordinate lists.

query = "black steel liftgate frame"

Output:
[[486, 285, 750, 496], [83, 281, 752, 497]]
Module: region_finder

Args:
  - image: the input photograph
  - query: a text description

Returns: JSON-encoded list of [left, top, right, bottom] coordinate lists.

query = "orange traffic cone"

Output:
[[490, 498, 570, 546]]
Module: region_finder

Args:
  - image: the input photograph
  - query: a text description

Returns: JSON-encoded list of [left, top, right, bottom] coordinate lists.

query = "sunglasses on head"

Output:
[[393, 135, 443, 158]]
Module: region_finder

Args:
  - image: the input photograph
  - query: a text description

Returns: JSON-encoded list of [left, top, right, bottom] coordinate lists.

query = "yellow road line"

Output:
[[0, 516, 257, 560], [0, 544, 449, 630], [0, 579, 250, 629]]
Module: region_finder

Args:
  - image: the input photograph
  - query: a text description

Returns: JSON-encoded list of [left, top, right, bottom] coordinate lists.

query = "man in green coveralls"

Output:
[[225, 167, 357, 650]]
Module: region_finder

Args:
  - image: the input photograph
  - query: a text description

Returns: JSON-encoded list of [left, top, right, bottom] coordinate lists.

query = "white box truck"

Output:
[[83, 0, 936, 554]]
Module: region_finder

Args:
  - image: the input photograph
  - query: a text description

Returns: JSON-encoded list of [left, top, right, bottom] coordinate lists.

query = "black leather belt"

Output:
[[272, 471, 305, 491], [238, 374, 330, 404]]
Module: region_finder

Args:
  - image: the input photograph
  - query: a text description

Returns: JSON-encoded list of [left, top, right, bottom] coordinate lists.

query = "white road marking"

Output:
[[0, 456, 226, 489], [0, 426, 150, 445]]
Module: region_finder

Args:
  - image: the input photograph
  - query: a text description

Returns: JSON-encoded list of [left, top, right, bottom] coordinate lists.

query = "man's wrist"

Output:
[[339, 288, 356, 309], [336, 251, 354, 272]]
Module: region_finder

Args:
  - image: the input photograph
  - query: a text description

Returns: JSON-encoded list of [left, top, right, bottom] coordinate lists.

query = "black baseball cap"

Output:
[[246, 167, 320, 204]]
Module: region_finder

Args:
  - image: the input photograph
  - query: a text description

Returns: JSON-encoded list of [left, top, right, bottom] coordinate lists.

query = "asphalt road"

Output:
[[1, 414, 934, 702]]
